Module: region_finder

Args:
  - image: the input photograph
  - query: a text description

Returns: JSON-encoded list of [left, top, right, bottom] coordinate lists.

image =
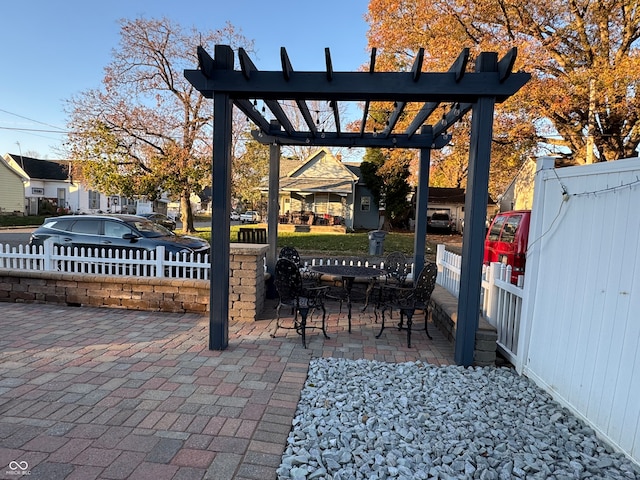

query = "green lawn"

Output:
[[193, 225, 438, 258], [0, 215, 436, 258]]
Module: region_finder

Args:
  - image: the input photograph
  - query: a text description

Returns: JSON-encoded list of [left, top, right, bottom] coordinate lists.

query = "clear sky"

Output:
[[0, 0, 371, 160]]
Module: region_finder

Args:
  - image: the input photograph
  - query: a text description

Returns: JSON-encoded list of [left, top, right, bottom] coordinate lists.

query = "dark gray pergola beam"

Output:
[[432, 102, 474, 137], [452, 47, 470, 82], [380, 49, 423, 137], [411, 48, 424, 81], [295, 100, 318, 135], [234, 99, 272, 132], [498, 47, 518, 82], [382, 101, 406, 137], [281, 48, 318, 135], [360, 48, 377, 136], [405, 48, 469, 138], [238, 48, 295, 134], [281, 47, 294, 80], [324, 49, 341, 135], [250, 129, 452, 149], [184, 70, 530, 103], [405, 101, 440, 138], [325, 48, 333, 81], [329, 100, 341, 136], [264, 100, 295, 134]]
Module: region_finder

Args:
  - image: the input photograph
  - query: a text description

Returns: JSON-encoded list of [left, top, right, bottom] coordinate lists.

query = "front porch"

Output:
[[276, 223, 347, 234]]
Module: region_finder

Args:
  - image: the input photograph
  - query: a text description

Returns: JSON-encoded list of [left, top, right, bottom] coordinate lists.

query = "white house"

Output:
[[2, 153, 134, 215]]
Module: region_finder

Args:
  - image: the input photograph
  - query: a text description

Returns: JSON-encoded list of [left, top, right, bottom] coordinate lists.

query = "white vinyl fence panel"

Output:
[[520, 156, 640, 464], [0, 241, 210, 280], [435, 245, 461, 297], [434, 245, 525, 365]]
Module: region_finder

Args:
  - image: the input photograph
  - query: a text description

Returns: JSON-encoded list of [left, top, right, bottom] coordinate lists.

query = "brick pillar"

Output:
[[228, 243, 268, 322]]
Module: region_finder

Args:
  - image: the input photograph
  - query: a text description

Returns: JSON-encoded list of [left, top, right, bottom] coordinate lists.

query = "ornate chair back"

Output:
[[274, 258, 302, 305], [414, 262, 438, 306], [384, 251, 410, 285], [278, 246, 301, 267]]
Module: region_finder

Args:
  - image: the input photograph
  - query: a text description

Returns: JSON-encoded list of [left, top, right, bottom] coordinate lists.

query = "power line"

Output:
[[0, 107, 66, 131], [0, 126, 68, 134]]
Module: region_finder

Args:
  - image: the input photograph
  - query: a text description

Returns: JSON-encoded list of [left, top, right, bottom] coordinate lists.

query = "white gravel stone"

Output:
[[277, 358, 640, 480]]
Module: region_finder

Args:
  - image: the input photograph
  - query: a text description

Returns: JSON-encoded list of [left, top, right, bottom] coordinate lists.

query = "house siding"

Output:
[[352, 184, 379, 230], [0, 162, 25, 214]]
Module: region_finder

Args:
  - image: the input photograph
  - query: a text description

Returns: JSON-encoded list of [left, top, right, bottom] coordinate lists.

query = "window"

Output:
[[88, 191, 100, 209], [104, 221, 132, 238], [488, 216, 506, 241], [500, 216, 522, 243], [70, 219, 101, 235], [361, 196, 371, 212]]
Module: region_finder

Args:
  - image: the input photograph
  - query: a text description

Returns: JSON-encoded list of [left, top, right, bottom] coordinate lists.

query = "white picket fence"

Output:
[[0, 242, 210, 279], [435, 244, 525, 364]]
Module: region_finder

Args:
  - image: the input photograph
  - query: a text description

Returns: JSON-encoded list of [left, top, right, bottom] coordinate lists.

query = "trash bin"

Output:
[[368, 230, 387, 256]]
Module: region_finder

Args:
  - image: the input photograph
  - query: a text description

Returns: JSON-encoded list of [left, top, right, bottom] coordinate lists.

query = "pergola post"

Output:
[[412, 125, 432, 281], [266, 121, 282, 275], [454, 52, 498, 366], [209, 45, 234, 350]]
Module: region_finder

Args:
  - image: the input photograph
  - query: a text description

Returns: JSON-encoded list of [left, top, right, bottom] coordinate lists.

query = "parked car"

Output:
[[28, 214, 210, 257], [137, 212, 176, 231], [240, 210, 261, 223], [428, 212, 455, 233], [483, 210, 531, 284], [230, 211, 240, 221]]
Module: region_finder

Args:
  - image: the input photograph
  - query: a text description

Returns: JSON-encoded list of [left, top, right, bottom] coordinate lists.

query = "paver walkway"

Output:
[[0, 301, 454, 479]]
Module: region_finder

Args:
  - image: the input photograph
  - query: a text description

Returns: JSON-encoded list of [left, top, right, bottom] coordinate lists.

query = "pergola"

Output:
[[185, 44, 530, 366]]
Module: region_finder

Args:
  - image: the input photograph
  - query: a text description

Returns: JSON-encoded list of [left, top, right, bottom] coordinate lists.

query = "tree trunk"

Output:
[[180, 193, 195, 233]]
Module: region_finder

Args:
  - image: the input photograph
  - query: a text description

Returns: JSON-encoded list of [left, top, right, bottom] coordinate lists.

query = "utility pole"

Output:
[[15, 141, 24, 169], [586, 78, 596, 164]]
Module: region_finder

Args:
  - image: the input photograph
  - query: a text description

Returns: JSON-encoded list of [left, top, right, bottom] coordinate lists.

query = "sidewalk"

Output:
[[0, 301, 454, 479]]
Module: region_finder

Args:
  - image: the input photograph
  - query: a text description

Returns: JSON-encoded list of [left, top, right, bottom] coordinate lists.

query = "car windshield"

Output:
[[127, 220, 173, 238]]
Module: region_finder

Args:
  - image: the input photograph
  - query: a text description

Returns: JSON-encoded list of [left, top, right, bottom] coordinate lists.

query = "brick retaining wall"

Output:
[[0, 243, 268, 323], [430, 284, 497, 366]]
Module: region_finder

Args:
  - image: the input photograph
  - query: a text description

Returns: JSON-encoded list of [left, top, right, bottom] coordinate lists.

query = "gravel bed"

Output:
[[277, 358, 639, 480]]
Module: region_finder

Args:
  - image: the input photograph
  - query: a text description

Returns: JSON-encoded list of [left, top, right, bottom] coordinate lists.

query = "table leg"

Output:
[[342, 276, 355, 333]]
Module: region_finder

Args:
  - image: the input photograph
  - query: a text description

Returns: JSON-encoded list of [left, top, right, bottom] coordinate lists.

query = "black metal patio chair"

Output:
[[271, 257, 329, 348], [371, 251, 410, 317], [375, 262, 438, 347], [278, 246, 320, 286]]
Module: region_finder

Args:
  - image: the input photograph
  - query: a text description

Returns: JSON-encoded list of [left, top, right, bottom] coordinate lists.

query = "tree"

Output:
[[366, 0, 640, 164], [233, 134, 270, 210], [360, 148, 412, 230], [65, 17, 252, 232]]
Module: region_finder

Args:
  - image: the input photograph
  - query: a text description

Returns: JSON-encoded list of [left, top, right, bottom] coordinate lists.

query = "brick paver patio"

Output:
[[0, 300, 454, 479]]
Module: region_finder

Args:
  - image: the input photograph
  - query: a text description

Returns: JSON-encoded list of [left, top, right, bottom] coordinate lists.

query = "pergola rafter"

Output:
[[185, 44, 530, 366]]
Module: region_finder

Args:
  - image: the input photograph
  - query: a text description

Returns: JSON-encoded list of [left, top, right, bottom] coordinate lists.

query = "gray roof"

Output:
[[6, 154, 68, 180]]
